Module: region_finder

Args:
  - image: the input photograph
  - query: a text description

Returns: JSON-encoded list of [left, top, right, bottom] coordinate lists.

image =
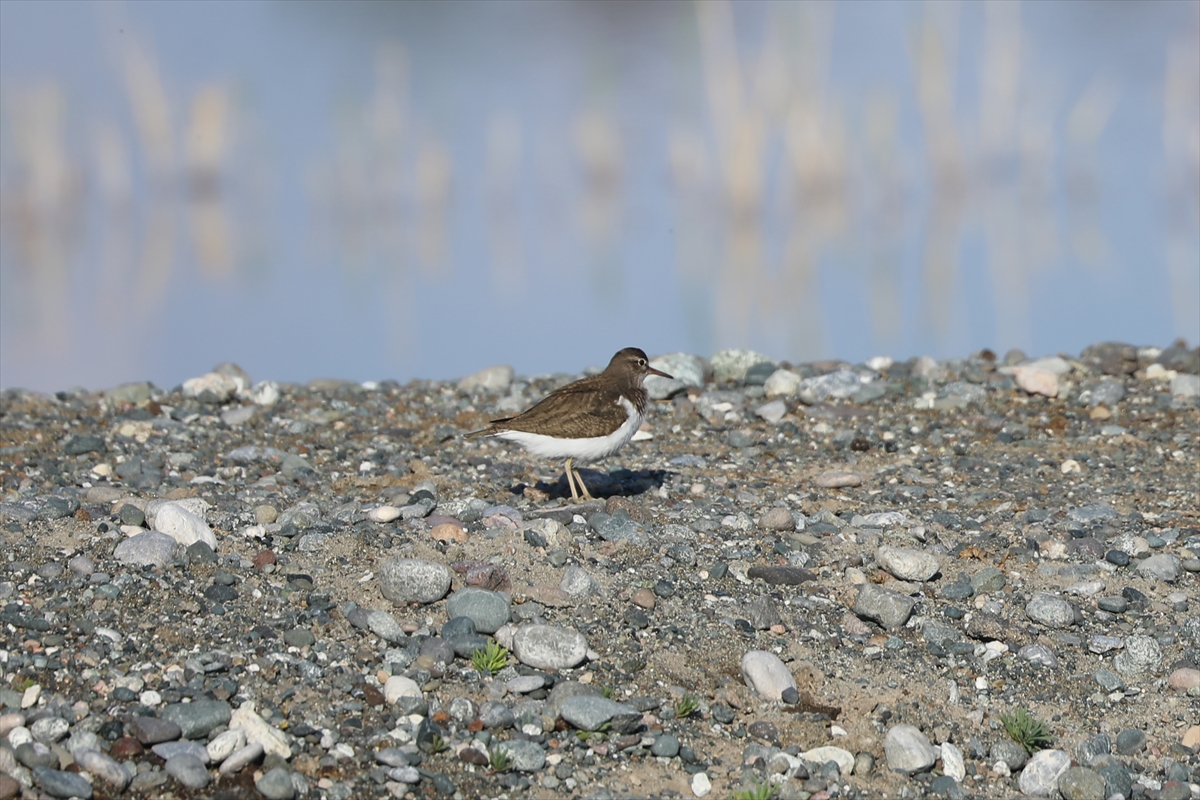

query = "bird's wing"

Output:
[[479, 375, 630, 438]]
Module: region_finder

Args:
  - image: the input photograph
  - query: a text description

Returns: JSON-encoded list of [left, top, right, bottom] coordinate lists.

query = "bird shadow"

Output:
[[522, 467, 670, 501]]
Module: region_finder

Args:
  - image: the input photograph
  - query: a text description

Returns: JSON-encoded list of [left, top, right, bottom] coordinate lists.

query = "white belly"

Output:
[[492, 397, 642, 463]]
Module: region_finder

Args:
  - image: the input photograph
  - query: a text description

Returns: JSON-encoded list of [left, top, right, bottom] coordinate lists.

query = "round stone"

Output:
[[378, 558, 452, 605], [876, 546, 941, 582], [1025, 593, 1075, 628], [758, 507, 795, 532], [512, 625, 588, 670], [1113, 635, 1162, 678], [165, 753, 210, 789], [740, 650, 796, 701], [1017, 749, 1070, 797], [445, 588, 510, 634], [883, 724, 937, 774], [255, 766, 296, 800]]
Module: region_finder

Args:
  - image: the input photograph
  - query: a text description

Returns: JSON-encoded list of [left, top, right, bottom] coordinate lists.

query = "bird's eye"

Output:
[[638, 359, 646, 366]]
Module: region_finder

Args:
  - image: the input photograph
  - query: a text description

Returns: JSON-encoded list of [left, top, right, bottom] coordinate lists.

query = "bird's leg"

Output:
[[573, 463, 595, 501], [564, 459, 580, 501]]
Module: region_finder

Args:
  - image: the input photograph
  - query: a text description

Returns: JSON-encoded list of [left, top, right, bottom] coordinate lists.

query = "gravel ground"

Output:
[[1, 341, 1198, 800]]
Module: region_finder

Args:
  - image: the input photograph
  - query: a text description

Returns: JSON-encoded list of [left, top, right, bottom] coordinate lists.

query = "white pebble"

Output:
[[369, 506, 403, 523]]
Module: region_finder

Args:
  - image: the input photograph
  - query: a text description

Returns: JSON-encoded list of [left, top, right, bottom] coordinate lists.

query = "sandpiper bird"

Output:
[[465, 348, 673, 501]]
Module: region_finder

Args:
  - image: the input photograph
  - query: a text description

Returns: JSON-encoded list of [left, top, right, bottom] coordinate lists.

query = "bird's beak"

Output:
[[648, 366, 674, 380]]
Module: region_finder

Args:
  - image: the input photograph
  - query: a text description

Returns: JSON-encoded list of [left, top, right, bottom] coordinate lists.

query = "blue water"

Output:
[[1, 0, 1197, 392]]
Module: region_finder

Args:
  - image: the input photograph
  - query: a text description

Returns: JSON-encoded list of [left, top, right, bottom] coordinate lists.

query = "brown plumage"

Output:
[[465, 348, 672, 500]]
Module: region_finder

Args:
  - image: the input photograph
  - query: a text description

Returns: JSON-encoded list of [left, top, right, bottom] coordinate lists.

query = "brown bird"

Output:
[[465, 348, 673, 501]]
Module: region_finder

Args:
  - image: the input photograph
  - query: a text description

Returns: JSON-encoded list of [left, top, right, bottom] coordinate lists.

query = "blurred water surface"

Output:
[[1, 0, 1197, 392]]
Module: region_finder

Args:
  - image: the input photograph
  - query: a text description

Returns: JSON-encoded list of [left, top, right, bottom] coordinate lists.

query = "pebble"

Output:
[[801, 746, 855, 776], [876, 546, 941, 581], [740, 650, 797, 700], [1168, 667, 1200, 690], [758, 506, 795, 531], [499, 739, 547, 771], [588, 512, 648, 546], [559, 566, 602, 600], [1057, 766, 1107, 800], [255, 766, 297, 800], [30, 716, 68, 743], [1018, 749, 1071, 796], [32, 765, 93, 799], [152, 740, 210, 762], [763, 368, 801, 397], [113, 531, 182, 568], [558, 695, 642, 733], [1136, 553, 1181, 581], [128, 715, 182, 744], [458, 364, 514, 393], [217, 741, 264, 775], [883, 724, 937, 774], [1012, 365, 1059, 397], [160, 699, 231, 739], [691, 772, 712, 797], [165, 753, 210, 789], [206, 728, 246, 763], [630, 588, 656, 609], [367, 609, 408, 644], [378, 558, 453, 604], [1112, 635, 1163, 678], [73, 748, 132, 791], [1025, 593, 1075, 628], [384, 675, 423, 703], [1114, 728, 1146, 755], [852, 583, 917, 630], [711, 348, 774, 384], [229, 703, 291, 759], [940, 742, 965, 781], [754, 399, 787, 423], [814, 470, 862, 488], [445, 588, 511, 633], [512, 624, 588, 670], [368, 505, 402, 523], [797, 369, 861, 403]]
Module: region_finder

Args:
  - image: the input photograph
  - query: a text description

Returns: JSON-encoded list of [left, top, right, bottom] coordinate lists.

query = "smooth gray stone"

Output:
[[1136, 553, 1181, 582], [15, 741, 58, 769], [128, 715, 182, 744], [1057, 766, 1106, 800], [1018, 750, 1071, 797], [479, 701, 516, 729], [991, 739, 1028, 771], [651, 733, 681, 758], [1025, 593, 1075, 628], [152, 740, 211, 763], [256, 766, 296, 800], [558, 695, 642, 733], [1114, 728, 1146, 755], [588, 513, 648, 547], [165, 753, 210, 789], [445, 588, 511, 633], [113, 531, 182, 568], [883, 724, 937, 774], [853, 584, 917, 630], [30, 716, 69, 743], [366, 610, 408, 643], [512, 624, 588, 670], [499, 739, 547, 772], [378, 558, 452, 604], [218, 741, 264, 775], [33, 765, 94, 799], [159, 699, 231, 739], [559, 566, 602, 600], [73, 748, 132, 791], [1113, 635, 1162, 678]]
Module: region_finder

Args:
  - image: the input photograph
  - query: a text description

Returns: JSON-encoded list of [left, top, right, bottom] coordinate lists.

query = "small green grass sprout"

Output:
[[675, 693, 700, 719], [1000, 706, 1053, 754], [733, 776, 778, 800], [471, 639, 510, 675], [488, 744, 511, 772]]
